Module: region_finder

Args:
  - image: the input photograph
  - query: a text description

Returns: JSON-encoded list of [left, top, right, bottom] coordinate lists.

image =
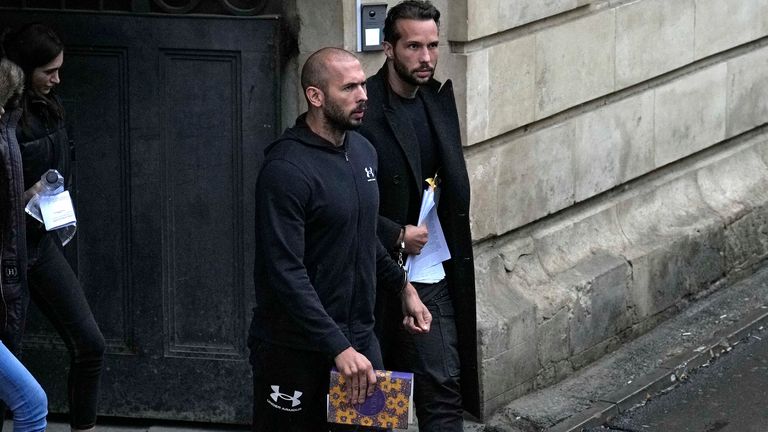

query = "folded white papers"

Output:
[[404, 180, 450, 283]]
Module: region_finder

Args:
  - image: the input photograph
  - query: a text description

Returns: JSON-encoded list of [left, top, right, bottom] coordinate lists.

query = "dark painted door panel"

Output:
[[0, 11, 279, 423]]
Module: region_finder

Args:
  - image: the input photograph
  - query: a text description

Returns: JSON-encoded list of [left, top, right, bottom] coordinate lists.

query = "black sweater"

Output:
[[249, 115, 405, 358]]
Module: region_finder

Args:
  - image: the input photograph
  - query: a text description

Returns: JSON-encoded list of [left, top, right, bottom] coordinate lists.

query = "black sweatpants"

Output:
[[393, 280, 463, 432], [250, 337, 386, 432]]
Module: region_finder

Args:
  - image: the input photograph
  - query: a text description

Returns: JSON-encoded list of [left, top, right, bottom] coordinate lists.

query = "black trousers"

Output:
[[250, 337, 386, 432], [393, 280, 463, 432], [26, 234, 105, 429]]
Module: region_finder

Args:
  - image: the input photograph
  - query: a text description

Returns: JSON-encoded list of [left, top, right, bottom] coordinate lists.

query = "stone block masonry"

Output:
[[476, 134, 768, 415]]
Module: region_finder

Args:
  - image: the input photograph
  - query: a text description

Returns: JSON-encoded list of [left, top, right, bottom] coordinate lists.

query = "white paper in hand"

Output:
[[405, 184, 451, 283]]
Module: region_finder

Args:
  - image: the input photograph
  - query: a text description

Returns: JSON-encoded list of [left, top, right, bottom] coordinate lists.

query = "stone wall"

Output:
[[284, 0, 768, 419]]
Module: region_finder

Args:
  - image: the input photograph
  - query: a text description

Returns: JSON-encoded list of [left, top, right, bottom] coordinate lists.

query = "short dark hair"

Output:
[[383, 0, 441, 44]]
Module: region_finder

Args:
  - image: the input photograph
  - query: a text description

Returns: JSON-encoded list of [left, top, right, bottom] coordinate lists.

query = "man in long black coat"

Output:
[[358, 1, 479, 430]]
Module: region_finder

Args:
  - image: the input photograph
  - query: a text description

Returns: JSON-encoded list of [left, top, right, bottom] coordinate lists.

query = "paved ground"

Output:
[[10, 266, 768, 432], [587, 325, 768, 431]]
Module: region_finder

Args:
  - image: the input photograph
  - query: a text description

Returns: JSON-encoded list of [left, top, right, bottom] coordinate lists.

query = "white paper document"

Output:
[[39, 190, 77, 231], [404, 184, 451, 283]]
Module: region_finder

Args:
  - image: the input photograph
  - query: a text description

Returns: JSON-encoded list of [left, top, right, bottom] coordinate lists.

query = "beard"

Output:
[[324, 98, 366, 131], [392, 53, 434, 87]]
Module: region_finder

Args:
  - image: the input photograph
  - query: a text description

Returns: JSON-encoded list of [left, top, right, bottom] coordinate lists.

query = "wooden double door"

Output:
[[0, 10, 280, 423]]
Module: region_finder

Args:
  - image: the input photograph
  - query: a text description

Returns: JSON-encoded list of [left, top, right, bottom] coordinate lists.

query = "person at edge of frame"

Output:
[[0, 55, 48, 432], [247, 47, 433, 432], [358, 1, 480, 430], [2, 23, 106, 432]]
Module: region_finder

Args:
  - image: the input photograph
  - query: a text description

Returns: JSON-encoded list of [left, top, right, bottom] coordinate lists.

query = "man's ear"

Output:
[[305, 86, 324, 108], [383, 41, 394, 60]]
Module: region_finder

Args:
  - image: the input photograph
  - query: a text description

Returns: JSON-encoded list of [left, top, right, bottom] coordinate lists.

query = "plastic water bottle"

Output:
[[25, 169, 77, 245], [40, 169, 64, 194]]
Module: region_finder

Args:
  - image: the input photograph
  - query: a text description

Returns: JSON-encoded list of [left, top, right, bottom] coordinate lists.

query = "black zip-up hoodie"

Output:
[[249, 115, 405, 358]]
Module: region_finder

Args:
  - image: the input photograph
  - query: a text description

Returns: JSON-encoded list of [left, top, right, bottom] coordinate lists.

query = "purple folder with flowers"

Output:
[[327, 368, 414, 430]]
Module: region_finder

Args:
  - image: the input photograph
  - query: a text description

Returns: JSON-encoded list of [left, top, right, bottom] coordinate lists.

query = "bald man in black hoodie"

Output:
[[247, 47, 432, 432]]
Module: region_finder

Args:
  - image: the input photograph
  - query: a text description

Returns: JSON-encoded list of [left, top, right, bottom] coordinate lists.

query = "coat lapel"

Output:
[[383, 92, 424, 196], [420, 79, 463, 191]]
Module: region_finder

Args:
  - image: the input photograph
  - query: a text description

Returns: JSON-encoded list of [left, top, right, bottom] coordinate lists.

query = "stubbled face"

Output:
[[321, 58, 368, 131], [386, 19, 440, 87], [31, 51, 63, 95]]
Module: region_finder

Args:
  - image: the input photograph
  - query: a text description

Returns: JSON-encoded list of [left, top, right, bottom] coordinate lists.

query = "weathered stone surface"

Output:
[[487, 35, 536, 140], [616, 176, 721, 246], [573, 91, 655, 201], [465, 0, 499, 41], [533, 208, 628, 275], [475, 250, 540, 406], [563, 254, 632, 356], [694, 0, 768, 59], [481, 342, 540, 402], [755, 139, 768, 168], [653, 64, 727, 167], [535, 10, 615, 119], [491, 89, 653, 233], [466, 146, 499, 240], [440, 51, 470, 145], [496, 236, 538, 278], [497, 123, 575, 232], [615, 0, 695, 88], [451, 0, 591, 41], [475, 249, 538, 360], [499, 0, 591, 34], [726, 46, 768, 137], [465, 50, 490, 146], [474, 135, 768, 418], [296, 0, 343, 52], [697, 148, 768, 222], [628, 230, 725, 319], [616, 173, 726, 318], [460, 34, 538, 145], [719, 141, 768, 272], [536, 307, 572, 373], [725, 204, 768, 273]]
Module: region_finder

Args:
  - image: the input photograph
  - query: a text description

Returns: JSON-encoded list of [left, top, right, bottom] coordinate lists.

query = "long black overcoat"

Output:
[[359, 64, 480, 418]]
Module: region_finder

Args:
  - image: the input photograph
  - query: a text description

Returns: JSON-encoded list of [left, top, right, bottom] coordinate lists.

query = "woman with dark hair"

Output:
[[0, 55, 48, 432], [2, 23, 105, 432]]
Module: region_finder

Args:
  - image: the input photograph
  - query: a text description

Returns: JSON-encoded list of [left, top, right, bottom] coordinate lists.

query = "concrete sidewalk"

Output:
[[31, 264, 768, 432]]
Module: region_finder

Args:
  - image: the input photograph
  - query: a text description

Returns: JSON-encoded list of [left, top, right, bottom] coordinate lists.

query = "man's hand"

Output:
[[403, 224, 428, 255], [23, 182, 43, 204], [401, 283, 432, 334], [334, 347, 377, 404]]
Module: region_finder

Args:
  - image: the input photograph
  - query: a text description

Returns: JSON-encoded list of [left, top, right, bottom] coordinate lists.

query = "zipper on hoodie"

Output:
[[343, 145, 359, 347]]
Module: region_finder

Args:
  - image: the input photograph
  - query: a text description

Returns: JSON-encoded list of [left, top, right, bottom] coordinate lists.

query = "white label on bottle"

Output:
[[39, 191, 77, 231]]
